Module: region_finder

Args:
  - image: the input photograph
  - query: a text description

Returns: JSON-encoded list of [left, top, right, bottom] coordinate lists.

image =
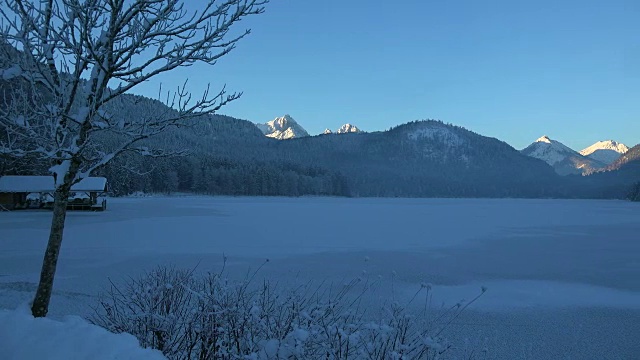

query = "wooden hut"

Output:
[[0, 176, 108, 211]]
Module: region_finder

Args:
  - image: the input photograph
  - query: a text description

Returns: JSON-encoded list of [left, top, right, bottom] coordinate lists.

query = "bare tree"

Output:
[[0, 0, 267, 317]]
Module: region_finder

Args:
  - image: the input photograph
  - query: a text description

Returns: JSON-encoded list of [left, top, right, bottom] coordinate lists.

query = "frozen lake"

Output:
[[1, 197, 639, 358]]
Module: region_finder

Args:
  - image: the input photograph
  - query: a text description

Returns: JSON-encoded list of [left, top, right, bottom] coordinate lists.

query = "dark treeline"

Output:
[[100, 154, 350, 197]]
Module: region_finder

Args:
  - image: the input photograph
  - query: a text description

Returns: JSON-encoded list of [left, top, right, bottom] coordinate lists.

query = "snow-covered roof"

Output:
[[0, 176, 108, 193], [72, 177, 108, 192]]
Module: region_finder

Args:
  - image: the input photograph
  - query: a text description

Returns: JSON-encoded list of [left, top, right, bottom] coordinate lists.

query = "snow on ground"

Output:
[[0, 306, 165, 360], [1, 196, 640, 359]]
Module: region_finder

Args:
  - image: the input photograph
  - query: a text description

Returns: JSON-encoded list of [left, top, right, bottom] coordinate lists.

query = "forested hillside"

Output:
[[269, 121, 568, 197], [71, 95, 351, 197]]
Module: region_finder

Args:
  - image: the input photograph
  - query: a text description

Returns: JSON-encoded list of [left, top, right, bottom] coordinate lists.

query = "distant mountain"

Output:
[[336, 124, 363, 134], [580, 140, 629, 165], [521, 135, 605, 176], [256, 115, 309, 140], [521, 135, 578, 165], [323, 128, 332, 135]]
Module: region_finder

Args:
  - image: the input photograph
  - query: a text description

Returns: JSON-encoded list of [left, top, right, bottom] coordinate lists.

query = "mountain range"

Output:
[[254, 115, 631, 178], [100, 109, 638, 199], [1, 82, 637, 199], [520, 136, 628, 176]]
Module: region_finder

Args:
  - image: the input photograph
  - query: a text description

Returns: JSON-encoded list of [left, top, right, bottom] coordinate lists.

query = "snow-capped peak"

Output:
[[267, 115, 296, 131], [323, 128, 333, 134], [521, 135, 578, 166], [579, 140, 629, 165], [536, 135, 552, 144], [335, 123, 362, 134], [256, 115, 309, 140]]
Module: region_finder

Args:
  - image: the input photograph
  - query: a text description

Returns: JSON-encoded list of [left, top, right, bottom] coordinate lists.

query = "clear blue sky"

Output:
[[132, 0, 640, 150]]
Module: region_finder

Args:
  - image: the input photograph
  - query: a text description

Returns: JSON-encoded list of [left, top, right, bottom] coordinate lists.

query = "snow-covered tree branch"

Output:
[[0, 0, 267, 317], [0, 0, 265, 183]]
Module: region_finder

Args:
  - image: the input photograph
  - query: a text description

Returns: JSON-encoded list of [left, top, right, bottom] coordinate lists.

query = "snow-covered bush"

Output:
[[93, 265, 485, 359]]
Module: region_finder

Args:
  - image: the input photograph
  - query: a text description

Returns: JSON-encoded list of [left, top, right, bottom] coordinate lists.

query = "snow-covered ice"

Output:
[[1, 196, 639, 359]]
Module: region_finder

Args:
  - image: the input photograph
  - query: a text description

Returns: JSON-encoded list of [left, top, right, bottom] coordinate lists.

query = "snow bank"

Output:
[[0, 307, 166, 360]]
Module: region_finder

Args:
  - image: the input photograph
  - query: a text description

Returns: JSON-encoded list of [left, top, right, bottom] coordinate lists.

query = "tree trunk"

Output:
[[31, 186, 70, 317]]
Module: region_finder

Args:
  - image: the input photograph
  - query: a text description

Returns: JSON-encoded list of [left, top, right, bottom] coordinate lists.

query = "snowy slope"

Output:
[[406, 122, 466, 147], [256, 115, 309, 140], [0, 308, 165, 360], [579, 140, 629, 165], [521, 136, 605, 175]]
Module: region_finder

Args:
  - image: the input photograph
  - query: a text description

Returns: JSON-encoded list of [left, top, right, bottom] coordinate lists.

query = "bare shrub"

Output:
[[92, 264, 485, 359]]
